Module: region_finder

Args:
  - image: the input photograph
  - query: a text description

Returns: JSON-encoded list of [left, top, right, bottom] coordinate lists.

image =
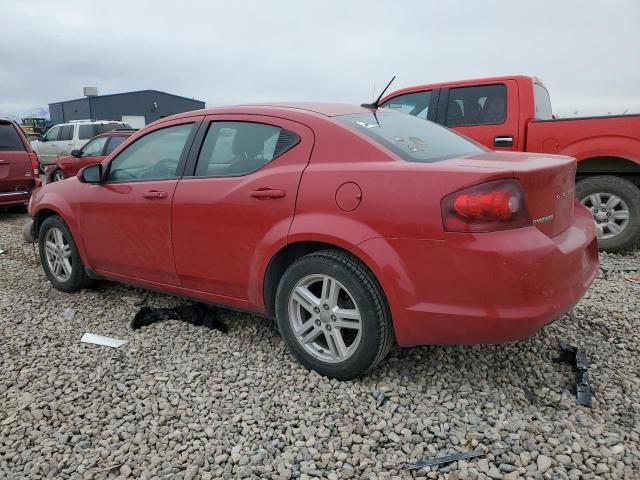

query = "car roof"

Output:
[[172, 103, 373, 120]]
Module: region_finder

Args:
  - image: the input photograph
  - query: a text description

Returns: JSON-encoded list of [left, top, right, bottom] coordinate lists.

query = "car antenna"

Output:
[[361, 75, 396, 110]]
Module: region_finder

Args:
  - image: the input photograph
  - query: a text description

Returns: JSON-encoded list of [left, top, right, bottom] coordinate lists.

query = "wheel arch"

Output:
[[576, 156, 640, 184], [263, 240, 387, 318]]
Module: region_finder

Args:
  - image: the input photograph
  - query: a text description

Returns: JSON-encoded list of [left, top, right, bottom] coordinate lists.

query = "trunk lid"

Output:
[[443, 151, 577, 237]]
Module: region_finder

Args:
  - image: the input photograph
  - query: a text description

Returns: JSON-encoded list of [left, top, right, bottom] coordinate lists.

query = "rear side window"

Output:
[[59, 125, 74, 141], [381, 91, 432, 120], [338, 111, 485, 163], [446, 84, 507, 126], [0, 123, 25, 151], [533, 83, 553, 120], [194, 121, 299, 177], [79, 124, 98, 140], [105, 135, 128, 154]]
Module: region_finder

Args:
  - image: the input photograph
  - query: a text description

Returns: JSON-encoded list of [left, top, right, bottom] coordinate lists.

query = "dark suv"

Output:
[[0, 118, 40, 208]]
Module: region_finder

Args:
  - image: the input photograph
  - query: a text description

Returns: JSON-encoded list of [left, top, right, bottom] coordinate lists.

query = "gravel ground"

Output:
[[1, 210, 639, 480]]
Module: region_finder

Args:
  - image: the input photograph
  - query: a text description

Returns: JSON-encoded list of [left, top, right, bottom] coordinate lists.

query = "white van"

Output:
[[31, 120, 130, 165]]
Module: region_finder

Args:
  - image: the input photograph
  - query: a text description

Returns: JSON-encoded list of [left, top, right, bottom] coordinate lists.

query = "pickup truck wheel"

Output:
[[577, 175, 640, 251], [38, 216, 93, 292], [275, 250, 394, 380]]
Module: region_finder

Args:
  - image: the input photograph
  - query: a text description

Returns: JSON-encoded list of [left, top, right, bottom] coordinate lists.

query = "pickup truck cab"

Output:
[[381, 75, 640, 251], [31, 120, 130, 166]]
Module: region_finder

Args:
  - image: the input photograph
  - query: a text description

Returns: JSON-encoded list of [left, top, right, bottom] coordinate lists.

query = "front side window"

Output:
[[79, 124, 98, 140], [533, 83, 553, 120], [194, 121, 299, 177], [81, 136, 108, 157], [44, 126, 61, 142], [381, 91, 432, 120], [59, 125, 74, 141], [338, 111, 485, 163], [446, 84, 507, 126], [106, 123, 193, 182], [105, 135, 128, 155]]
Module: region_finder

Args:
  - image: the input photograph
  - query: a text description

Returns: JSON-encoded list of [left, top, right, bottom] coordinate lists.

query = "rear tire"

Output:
[[576, 175, 640, 252], [38, 216, 93, 292], [275, 250, 394, 380]]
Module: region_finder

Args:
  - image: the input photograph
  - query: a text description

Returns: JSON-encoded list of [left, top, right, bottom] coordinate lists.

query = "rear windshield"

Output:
[[0, 123, 25, 151], [337, 111, 484, 162]]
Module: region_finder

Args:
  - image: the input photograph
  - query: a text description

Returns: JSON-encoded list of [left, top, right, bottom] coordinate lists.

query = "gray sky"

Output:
[[2, 0, 639, 118]]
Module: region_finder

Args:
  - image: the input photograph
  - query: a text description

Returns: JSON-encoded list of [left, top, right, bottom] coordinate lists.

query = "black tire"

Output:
[[38, 215, 93, 292], [576, 175, 640, 252], [275, 250, 394, 380], [50, 169, 66, 182]]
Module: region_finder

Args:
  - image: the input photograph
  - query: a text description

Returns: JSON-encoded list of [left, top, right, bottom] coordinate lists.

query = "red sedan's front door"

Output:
[[171, 115, 314, 307], [79, 118, 201, 285]]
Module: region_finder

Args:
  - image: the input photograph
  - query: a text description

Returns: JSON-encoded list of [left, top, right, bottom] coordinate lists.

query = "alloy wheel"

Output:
[[44, 227, 73, 282], [288, 274, 362, 363], [580, 192, 630, 240], [53, 170, 65, 182]]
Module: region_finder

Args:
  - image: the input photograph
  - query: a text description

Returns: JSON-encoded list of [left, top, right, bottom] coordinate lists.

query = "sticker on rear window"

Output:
[[356, 121, 379, 129], [407, 136, 427, 152]]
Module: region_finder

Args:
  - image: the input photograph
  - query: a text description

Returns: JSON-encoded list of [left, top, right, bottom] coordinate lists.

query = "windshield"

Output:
[[337, 111, 485, 163]]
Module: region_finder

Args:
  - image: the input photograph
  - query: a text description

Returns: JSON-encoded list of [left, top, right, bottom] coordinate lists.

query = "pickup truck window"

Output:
[[339, 111, 484, 163], [381, 91, 431, 120], [534, 83, 553, 120], [446, 84, 506, 127]]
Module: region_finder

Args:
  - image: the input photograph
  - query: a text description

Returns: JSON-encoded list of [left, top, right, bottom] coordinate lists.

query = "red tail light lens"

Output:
[[29, 152, 40, 176], [442, 179, 531, 232]]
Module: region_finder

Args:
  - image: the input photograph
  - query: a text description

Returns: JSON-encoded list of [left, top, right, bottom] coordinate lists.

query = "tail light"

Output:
[[442, 179, 531, 232], [29, 152, 40, 176]]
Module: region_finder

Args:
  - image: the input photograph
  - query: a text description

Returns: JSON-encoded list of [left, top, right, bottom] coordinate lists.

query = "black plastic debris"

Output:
[[131, 303, 227, 333], [600, 266, 638, 280], [407, 449, 485, 470], [554, 341, 593, 407]]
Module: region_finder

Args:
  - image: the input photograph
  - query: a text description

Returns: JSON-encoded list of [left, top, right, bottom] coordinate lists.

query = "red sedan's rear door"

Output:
[[171, 115, 314, 307]]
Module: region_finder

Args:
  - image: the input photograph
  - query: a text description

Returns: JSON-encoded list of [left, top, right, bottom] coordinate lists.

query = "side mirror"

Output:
[[71, 149, 82, 157], [78, 164, 102, 184]]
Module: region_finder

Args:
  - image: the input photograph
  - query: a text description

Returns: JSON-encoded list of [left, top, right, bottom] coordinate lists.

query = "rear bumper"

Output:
[[0, 190, 30, 207], [355, 203, 599, 347]]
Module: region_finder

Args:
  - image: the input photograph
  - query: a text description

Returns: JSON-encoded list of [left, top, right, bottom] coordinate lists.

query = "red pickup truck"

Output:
[[380, 75, 640, 251]]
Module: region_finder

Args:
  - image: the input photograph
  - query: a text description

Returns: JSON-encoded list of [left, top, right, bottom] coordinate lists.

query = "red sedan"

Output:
[[25, 104, 599, 379], [46, 129, 135, 182]]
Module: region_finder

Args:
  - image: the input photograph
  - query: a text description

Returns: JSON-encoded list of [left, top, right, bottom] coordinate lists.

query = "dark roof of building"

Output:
[[49, 90, 204, 105]]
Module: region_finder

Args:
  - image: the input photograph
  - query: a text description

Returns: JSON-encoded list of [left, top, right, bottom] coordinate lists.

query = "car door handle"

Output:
[[143, 190, 168, 199], [494, 135, 513, 147], [249, 188, 286, 199]]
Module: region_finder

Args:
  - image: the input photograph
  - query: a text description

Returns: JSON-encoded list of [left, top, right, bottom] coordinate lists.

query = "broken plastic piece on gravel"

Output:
[[555, 341, 593, 407], [406, 449, 486, 470], [80, 333, 128, 348]]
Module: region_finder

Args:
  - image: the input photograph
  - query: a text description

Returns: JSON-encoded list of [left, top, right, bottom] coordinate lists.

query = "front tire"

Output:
[[50, 169, 66, 182], [576, 175, 640, 252], [276, 250, 394, 380], [38, 216, 93, 292]]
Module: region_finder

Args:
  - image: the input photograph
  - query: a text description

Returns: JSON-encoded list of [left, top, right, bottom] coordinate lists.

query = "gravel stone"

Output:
[[1, 211, 639, 479]]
